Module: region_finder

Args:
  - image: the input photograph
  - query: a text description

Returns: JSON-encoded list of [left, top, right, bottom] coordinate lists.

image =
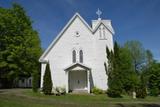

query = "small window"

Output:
[[79, 50, 83, 63], [75, 31, 80, 37], [72, 50, 76, 63], [99, 26, 107, 40]]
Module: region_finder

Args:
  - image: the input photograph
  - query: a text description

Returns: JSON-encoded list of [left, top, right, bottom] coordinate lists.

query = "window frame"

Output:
[[79, 50, 83, 63], [72, 50, 76, 63]]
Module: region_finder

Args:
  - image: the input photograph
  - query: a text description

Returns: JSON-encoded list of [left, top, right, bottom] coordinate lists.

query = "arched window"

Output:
[[79, 50, 83, 63], [72, 50, 76, 63], [103, 27, 106, 39], [99, 27, 102, 39]]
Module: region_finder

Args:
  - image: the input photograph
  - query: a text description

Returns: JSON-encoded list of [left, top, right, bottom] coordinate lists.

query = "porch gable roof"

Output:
[[64, 63, 91, 71]]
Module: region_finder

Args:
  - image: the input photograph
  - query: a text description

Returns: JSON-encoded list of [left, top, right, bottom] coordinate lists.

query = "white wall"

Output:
[[92, 24, 113, 90]]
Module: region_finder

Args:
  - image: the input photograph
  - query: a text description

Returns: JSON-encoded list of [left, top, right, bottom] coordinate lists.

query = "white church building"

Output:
[[39, 10, 115, 93]]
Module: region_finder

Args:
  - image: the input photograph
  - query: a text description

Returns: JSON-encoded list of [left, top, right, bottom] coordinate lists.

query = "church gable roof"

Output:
[[39, 13, 114, 62], [39, 13, 92, 62]]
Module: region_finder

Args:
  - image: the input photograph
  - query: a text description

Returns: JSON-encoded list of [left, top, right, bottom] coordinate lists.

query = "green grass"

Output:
[[0, 89, 160, 107]]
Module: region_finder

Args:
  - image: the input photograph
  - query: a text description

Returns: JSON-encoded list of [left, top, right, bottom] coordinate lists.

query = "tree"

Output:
[[119, 47, 138, 94], [141, 49, 154, 87], [0, 3, 42, 88], [145, 50, 154, 67], [124, 41, 146, 73], [32, 71, 39, 92], [105, 42, 123, 97], [134, 73, 147, 98], [43, 64, 53, 95], [124, 41, 148, 98], [135, 49, 154, 98], [105, 45, 114, 89], [147, 62, 160, 96], [105, 42, 143, 97]]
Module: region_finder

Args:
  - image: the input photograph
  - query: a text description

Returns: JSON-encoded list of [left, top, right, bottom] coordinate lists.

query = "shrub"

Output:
[[149, 88, 160, 96], [135, 85, 147, 98], [107, 88, 121, 98], [59, 87, 66, 95], [52, 87, 66, 96], [56, 87, 66, 95], [42, 64, 53, 95], [91, 87, 104, 95], [32, 71, 39, 92]]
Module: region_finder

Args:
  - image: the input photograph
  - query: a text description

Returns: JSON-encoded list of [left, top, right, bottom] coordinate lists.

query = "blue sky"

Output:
[[0, 0, 160, 61]]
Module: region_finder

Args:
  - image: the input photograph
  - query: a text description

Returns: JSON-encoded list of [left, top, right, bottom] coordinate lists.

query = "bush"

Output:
[[52, 87, 66, 96], [149, 88, 160, 96], [42, 64, 53, 95], [59, 87, 66, 95], [135, 85, 147, 98], [32, 71, 39, 92], [107, 88, 121, 98], [91, 87, 104, 95]]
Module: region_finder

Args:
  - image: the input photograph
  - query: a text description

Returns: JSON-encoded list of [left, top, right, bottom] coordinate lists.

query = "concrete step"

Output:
[[71, 90, 88, 94]]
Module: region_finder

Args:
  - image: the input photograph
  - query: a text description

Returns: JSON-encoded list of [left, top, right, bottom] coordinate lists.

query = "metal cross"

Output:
[[96, 8, 102, 18]]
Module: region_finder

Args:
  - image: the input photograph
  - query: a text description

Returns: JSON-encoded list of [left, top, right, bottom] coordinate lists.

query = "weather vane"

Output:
[[96, 8, 102, 19]]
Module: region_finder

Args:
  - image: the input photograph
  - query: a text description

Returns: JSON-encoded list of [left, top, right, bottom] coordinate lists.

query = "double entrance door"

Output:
[[69, 70, 87, 91]]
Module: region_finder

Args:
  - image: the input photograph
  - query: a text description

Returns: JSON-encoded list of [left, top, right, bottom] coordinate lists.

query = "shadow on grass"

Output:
[[117, 104, 126, 107], [142, 104, 160, 107], [0, 90, 5, 93], [116, 103, 160, 107]]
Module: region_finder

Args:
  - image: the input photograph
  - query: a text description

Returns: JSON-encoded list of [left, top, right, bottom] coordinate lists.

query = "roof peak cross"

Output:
[[96, 8, 102, 20]]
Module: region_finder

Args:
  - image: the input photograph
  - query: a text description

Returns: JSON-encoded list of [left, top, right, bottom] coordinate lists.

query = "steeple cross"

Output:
[[96, 8, 102, 19]]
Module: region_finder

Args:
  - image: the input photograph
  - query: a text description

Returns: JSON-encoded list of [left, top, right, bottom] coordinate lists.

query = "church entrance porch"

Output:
[[69, 70, 87, 92], [64, 63, 91, 93]]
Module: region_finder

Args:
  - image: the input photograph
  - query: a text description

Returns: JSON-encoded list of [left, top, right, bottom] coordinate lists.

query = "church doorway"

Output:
[[69, 70, 87, 92], [64, 63, 91, 93]]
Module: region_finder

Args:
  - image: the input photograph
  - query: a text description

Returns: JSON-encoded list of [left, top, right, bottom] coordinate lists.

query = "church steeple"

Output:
[[96, 8, 102, 20]]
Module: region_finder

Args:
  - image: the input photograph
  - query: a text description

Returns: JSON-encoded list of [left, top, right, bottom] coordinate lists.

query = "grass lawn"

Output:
[[0, 89, 160, 107]]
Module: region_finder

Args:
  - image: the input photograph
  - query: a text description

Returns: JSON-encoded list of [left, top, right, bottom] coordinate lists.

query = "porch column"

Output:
[[40, 63, 47, 89], [66, 71, 69, 93], [87, 70, 90, 93]]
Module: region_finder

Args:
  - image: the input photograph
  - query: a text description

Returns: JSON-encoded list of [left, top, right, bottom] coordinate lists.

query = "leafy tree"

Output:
[[140, 50, 154, 89], [137, 49, 157, 98], [105, 42, 143, 97], [145, 50, 154, 67], [124, 41, 146, 73], [124, 41, 149, 98], [43, 64, 53, 95], [119, 47, 138, 94], [0, 3, 42, 88]]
